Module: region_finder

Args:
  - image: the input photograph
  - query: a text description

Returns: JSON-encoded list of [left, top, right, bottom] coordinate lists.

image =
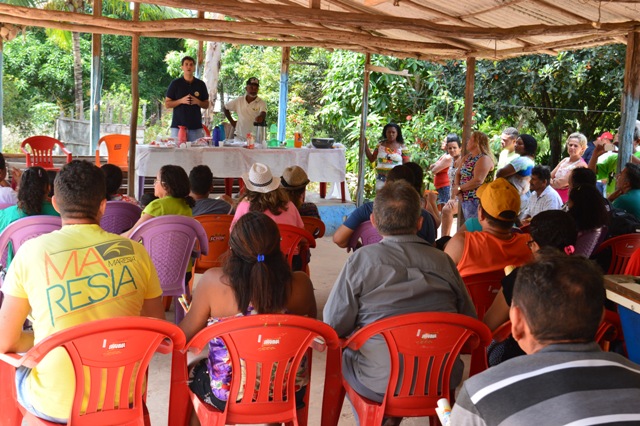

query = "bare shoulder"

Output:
[[287, 272, 317, 318], [196, 268, 238, 317], [444, 231, 466, 264]]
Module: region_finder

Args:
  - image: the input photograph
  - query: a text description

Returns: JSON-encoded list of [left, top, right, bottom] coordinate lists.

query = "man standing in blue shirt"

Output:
[[165, 56, 210, 141]]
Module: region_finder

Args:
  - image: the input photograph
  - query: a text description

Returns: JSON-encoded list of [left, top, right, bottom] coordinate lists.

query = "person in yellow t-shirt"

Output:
[[0, 160, 165, 422]]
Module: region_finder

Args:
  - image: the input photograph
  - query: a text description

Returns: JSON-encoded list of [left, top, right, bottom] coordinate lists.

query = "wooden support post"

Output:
[[277, 47, 290, 142], [462, 57, 476, 150], [90, 0, 102, 155], [128, 3, 140, 197], [458, 56, 476, 227], [618, 31, 640, 174], [355, 53, 371, 207], [196, 11, 204, 78]]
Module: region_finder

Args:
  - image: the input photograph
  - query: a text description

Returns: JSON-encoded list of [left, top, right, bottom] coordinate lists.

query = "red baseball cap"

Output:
[[600, 131, 614, 141]]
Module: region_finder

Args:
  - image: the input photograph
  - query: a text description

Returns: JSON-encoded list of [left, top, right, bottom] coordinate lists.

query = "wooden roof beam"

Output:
[[134, 0, 640, 39]]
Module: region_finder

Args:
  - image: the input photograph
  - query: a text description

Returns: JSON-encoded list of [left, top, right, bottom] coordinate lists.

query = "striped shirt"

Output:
[[451, 342, 640, 425]]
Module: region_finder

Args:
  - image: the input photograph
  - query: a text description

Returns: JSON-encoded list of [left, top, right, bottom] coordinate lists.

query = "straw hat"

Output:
[[280, 166, 310, 191], [242, 163, 280, 193]]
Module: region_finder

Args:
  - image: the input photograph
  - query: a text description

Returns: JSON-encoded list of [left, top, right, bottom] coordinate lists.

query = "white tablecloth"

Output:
[[135, 145, 346, 195]]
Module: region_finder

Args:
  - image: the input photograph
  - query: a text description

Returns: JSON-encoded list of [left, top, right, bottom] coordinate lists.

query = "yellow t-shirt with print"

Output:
[[2, 224, 162, 420]]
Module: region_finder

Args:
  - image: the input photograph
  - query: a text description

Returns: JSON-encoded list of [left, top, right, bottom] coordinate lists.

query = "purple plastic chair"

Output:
[[128, 215, 208, 324], [0, 215, 62, 305], [0, 203, 15, 210], [100, 200, 143, 234], [347, 220, 382, 252], [575, 226, 608, 258]]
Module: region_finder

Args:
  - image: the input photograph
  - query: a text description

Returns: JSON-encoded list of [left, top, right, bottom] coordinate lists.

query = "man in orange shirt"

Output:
[[445, 178, 532, 277]]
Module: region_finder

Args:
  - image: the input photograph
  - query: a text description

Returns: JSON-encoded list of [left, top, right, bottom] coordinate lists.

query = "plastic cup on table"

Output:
[[285, 139, 294, 148]]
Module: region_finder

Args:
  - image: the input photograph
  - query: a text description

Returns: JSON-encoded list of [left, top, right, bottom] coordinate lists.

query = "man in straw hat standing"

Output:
[[444, 177, 532, 278]]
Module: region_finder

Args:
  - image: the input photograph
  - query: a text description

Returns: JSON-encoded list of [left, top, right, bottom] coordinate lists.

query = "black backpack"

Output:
[[608, 207, 640, 238]]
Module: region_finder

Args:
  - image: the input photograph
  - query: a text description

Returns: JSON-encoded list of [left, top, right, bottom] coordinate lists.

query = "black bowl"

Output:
[[311, 138, 334, 149]]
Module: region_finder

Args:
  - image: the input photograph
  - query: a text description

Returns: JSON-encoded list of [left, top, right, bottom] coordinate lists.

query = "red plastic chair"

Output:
[[592, 233, 640, 274], [595, 309, 626, 353], [21, 136, 72, 171], [0, 317, 185, 426], [187, 214, 233, 291], [128, 215, 208, 324], [173, 314, 342, 426], [192, 214, 233, 271], [95, 134, 136, 169], [301, 216, 326, 239], [339, 312, 492, 425], [278, 224, 316, 271], [462, 270, 505, 322], [491, 320, 513, 343], [347, 220, 382, 252], [100, 200, 143, 234]]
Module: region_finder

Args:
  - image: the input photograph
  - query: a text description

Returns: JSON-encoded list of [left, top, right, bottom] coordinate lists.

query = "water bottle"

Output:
[[178, 126, 188, 143], [212, 126, 220, 147], [218, 124, 226, 142]]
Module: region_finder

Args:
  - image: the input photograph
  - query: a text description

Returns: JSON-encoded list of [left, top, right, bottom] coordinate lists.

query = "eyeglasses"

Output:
[[154, 178, 164, 185]]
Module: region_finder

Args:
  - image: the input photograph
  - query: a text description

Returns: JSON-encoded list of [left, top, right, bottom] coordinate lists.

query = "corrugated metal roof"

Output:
[[0, 0, 636, 59]]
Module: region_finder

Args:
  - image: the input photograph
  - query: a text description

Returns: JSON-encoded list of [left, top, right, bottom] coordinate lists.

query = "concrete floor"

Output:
[[146, 236, 463, 425]]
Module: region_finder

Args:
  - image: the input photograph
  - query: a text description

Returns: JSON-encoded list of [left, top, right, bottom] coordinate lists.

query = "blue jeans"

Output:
[[461, 198, 480, 221], [170, 127, 204, 142], [16, 366, 67, 423]]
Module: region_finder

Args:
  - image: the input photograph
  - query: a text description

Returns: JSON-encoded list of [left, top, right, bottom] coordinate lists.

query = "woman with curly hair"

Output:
[[0, 166, 58, 232], [452, 131, 496, 220], [231, 162, 304, 229], [179, 212, 316, 425], [365, 122, 410, 190], [122, 164, 194, 237]]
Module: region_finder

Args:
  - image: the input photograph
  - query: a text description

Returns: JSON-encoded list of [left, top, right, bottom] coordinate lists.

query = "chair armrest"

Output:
[[0, 352, 24, 368]]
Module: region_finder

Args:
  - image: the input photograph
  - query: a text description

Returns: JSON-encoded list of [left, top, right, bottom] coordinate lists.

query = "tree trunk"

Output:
[[72, 31, 83, 121]]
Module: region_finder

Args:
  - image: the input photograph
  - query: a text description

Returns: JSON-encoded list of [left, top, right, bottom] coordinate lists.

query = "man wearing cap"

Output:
[[588, 122, 640, 196], [165, 56, 210, 141], [445, 178, 532, 278], [280, 166, 320, 219], [224, 77, 267, 139]]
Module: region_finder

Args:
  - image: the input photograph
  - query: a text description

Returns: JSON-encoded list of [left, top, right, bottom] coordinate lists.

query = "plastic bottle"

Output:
[[435, 398, 451, 426], [218, 124, 226, 142], [178, 126, 187, 143], [294, 128, 302, 148], [212, 126, 220, 147], [246, 133, 255, 149]]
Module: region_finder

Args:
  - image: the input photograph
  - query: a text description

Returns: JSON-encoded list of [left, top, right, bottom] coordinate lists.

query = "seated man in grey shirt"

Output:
[[323, 180, 476, 425], [189, 165, 232, 216]]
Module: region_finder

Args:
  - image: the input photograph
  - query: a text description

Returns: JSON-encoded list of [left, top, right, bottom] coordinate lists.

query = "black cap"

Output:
[[246, 77, 259, 86]]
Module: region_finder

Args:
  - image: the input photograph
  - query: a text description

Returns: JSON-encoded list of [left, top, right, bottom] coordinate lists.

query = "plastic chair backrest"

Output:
[[595, 309, 625, 353], [593, 233, 640, 274], [128, 215, 208, 323], [491, 320, 512, 343], [1, 317, 185, 426], [0, 216, 62, 308], [96, 134, 134, 168], [462, 270, 505, 321], [347, 220, 382, 252], [179, 314, 341, 426], [342, 312, 491, 424], [575, 226, 608, 258], [100, 201, 143, 234], [277, 224, 316, 270], [192, 214, 233, 272], [0, 203, 15, 210], [301, 216, 325, 239], [21, 136, 72, 170]]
